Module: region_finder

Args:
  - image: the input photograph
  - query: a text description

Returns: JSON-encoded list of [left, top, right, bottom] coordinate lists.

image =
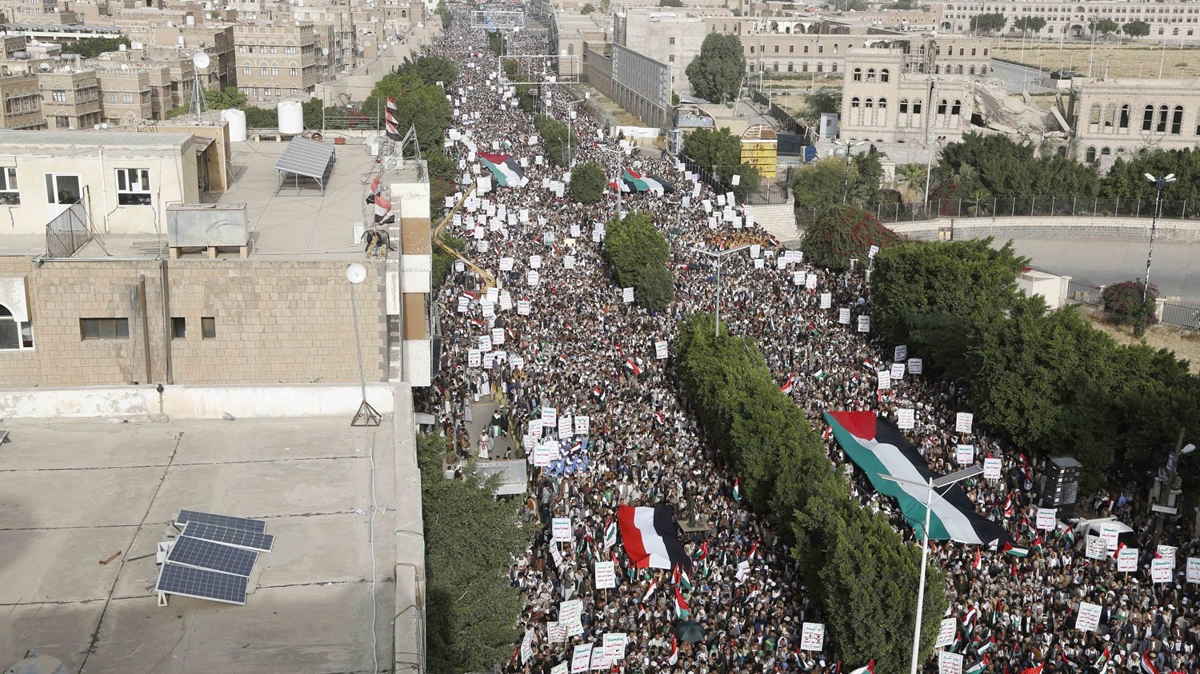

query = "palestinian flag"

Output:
[[965, 657, 987, 674], [848, 661, 875, 674], [1141, 652, 1159, 674], [674, 586, 690, 618], [823, 411, 1008, 546], [1004, 542, 1029, 558], [1093, 646, 1110, 671], [604, 521, 617, 550], [617, 505, 690, 571], [479, 152, 526, 187], [622, 168, 674, 195], [813, 369, 826, 380], [732, 478, 741, 503]]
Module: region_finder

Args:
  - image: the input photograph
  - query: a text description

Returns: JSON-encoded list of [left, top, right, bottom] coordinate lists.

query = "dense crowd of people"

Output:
[[411, 12, 1200, 674]]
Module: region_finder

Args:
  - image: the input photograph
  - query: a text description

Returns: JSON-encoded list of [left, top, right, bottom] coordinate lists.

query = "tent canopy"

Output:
[[275, 137, 336, 194]]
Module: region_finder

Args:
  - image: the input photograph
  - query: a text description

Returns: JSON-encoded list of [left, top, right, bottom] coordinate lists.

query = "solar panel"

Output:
[[182, 521, 275, 552], [156, 563, 248, 605], [176, 510, 266, 533], [168, 536, 258, 577]]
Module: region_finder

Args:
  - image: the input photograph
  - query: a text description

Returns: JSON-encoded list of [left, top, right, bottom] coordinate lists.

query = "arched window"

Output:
[[1143, 104, 1154, 131], [0, 304, 16, 350], [951, 100, 962, 116], [1158, 105, 1169, 132], [830, 62, 838, 73], [1171, 105, 1184, 134], [865, 98, 874, 108], [1119, 104, 1130, 130], [853, 67, 862, 81], [899, 98, 909, 113], [787, 62, 794, 72], [851, 97, 860, 108], [881, 68, 890, 83], [934, 64, 942, 74], [1101, 147, 1111, 156], [937, 99, 948, 115], [878, 98, 888, 126], [913, 100, 922, 114], [817, 62, 824, 73], [773, 62, 779, 72], [955, 65, 964, 75], [1085, 147, 1097, 163], [878, 98, 887, 109], [802, 62, 809, 72], [1057, 146, 1067, 156], [969, 66, 976, 75], [866, 67, 876, 82]]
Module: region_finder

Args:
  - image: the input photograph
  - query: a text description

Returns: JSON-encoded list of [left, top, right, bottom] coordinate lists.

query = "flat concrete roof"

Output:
[[0, 130, 193, 150], [0, 416, 396, 674]]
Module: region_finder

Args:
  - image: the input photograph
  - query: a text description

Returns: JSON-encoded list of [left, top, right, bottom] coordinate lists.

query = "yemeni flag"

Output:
[[1141, 652, 1159, 674], [385, 97, 402, 141], [624, 358, 642, 375], [668, 636, 679, 665], [780, 375, 795, 394], [824, 411, 1008, 546], [642, 578, 657, 603], [622, 168, 674, 195], [674, 587, 690, 618], [479, 152, 526, 187], [1021, 665, 1043, 674], [972, 548, 982, 570], [848, 661, 875, 674], [374, 195, 395, 224], [617, 505, 691, 571]]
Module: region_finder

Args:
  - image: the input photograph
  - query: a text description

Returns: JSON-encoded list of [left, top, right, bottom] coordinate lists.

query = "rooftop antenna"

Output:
[[189, 51, 210, 122]]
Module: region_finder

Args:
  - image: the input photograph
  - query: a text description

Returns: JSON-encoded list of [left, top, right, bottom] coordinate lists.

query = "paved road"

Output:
[[988, 59, 1056, 95], [999, 238, 1200, 301]]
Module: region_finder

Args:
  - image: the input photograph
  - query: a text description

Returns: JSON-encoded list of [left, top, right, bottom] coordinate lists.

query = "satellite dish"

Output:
[[193, 51, 210, 69], [346, 262, 367, 284]]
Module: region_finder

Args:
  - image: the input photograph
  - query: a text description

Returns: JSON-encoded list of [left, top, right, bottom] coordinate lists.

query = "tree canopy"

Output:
[[936, 132, 1100, 199], [969, 12, 1007, 34], [534, 115, 577, 167], [1093, 18, 1120, 35], [569, 162, 607, 204], [604, 212, 674, 312], [62, 36, 131, 58], [396, 55, 459, 88], [800, 205, 901, 271], [363, 72, 453, 151], [1122, 20, 1151, 39], [685, 33, 746, 104], [1012, 16, 1047, 34], [681, 126, 762, 199]]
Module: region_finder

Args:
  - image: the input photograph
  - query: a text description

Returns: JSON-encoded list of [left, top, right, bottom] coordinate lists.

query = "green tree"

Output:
[[1101, 148, 1200, 204], [569, 162, 607, 204], [436, 0, 452, 26], [1101, 280, 1158, 337], [431, 232, 466, 288], [937, 132, 1099, 199], [1093, 17, 1120, 35], [204, 87, 248, 110], [1012, 16, 1047, 35], [417, 434, 531, 674], [534, 115, 576, 167], [802, 89, 842, 118], [895, 163, 927, 201], [363, 72, 453, 151], [634, 260, 675, 312], [800, 205, 900, 271], [968, 12, 1007, 34], [61, 36, 131, 59], [659, 0, 684, 6], [681, 127, 758, 197], [581, 2, 596, 12], [603, 212, 672, 312], [791, 154, 882, 214], [685, 33, 746, 104], [397, 55, 459, 87], [1122, 20, 1151, 39]]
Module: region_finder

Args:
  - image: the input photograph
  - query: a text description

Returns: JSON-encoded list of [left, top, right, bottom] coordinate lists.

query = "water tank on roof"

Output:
[[222, 108, 246, 142], [278, 100, 303, 135]]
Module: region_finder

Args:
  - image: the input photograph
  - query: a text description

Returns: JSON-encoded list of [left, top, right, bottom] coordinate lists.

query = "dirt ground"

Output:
[[1079, 305, 1200, 373], [993, 39, 1200, 79]]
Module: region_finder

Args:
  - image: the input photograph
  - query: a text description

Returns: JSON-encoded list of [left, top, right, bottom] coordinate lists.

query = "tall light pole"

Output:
[[347, 263, 381, 426], [1142, 172, 1176, 301], [922, 77, 945, 209], [565, 92, 589, 167], [596, 144, 631, 219], [1151, 431, 1194, 550], [879, 465, 984, 674], [693, 244, 751, 339], [833, 139, 866, 205]]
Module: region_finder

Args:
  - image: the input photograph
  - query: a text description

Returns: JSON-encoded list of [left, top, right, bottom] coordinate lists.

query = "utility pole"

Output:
[[1151, 428, 1193, 550]]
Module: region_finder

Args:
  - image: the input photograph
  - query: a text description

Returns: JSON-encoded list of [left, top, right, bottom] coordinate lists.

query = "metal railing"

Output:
[[1066, 280, 1104, 306], [747, 86, 813, 139], [1160, 301, 1200, 330], [862, 197, 1199, 225], [45, 202, 90, 258]]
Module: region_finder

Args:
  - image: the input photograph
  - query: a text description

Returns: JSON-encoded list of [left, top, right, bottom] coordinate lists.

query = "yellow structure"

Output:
[[740, 125, 778, 180]]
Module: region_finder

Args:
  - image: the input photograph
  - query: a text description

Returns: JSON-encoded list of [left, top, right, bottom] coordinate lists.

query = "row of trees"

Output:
[[417, 434, 531, 673], [871, 240, 1200, 491], [533, 115, 576, 167], [968, 13, 1150, 38], [680, 127, 762, 200], [674, 314, 945, 674], [603, 212, 675, 312]]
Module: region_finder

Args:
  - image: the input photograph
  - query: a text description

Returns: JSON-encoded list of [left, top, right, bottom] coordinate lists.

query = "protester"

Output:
[[411, 13, 1200, 674]]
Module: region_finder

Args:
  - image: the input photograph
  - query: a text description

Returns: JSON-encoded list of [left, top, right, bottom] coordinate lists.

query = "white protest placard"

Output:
[[877, 370, 892, 390], [468, 349, 482, 367], [1117, 547, 1138, 572], [551, 665, 568, 674], [518, 300, 532, 316], [491, 327, 505, 345], [622, 287, 634, 304], [478, 335, 493, 352], [521, 629, 535, 664], [983, 457, 1002, 480], [1151, 558, 1172, 583], [792, 272, 804, 287], [542, 406, 558, 427], [1036, 508, 1057, 530], [956, 445, 975, 465], [938, 651, 963, 674], [655, 341, 668, 359], [735, 559, 750, 582], [1187, 557, 1200, 583], [1157, 545, 1178, 568], [857, 315, 870, 333], [480, 300, 495, 319], [564, 256, 576, 270], [897, 408, 916, 430], [799, 623, 824, 652], [1085, 534, 1106, 560], [908, 358, 924, 375], [482, 353, 494, 369], [560, 599, 583, 631], [571, 645, 592, 674], [935, 617, 957, 648], [528, 270, 540, 287], [603, 633, 627, 662], [548, 622, 567, 644], [1075, 601, 1102, 631], [839, 308, 851, 325], [534, 444, 556, 467], [891, 363, 906, 380], [589, 650, 608, 671], [571, 224, 581, 237], [1100, 523, 1121, 552], [955, 413, 974, 434], [574, 415, 590, 436], [529, 419, 544, 438], [820, 292, 832, 309], [595, 561, 616, 589], [805, 273, 818, 290], [755, 258, 765, 270], [500, 292, 514, 311], [552, 517, 572, 543], [558, 415, 573, 438], [895, 345, 908, 362], [457, 296, 469, 313], [500, 257, 515, 271], [868, 244, 880, 259], [530, 255, 542, 269]]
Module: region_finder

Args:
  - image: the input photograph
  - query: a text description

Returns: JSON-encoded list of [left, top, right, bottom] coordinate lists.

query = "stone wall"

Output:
[[888, 216, 1200, 243]]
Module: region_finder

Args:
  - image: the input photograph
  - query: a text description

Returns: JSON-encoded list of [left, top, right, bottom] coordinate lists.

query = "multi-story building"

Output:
[[610, 43, 670, 128], [0, 69, 45, 129], [233, 22, 318, 105], [1072, 78, 1200, 168], [838, 47, 973, 144], [38, 68, 101, 130], [934, 1, 1200, 44], [614, 9, 712, 94], [97, 68, 153, 124]]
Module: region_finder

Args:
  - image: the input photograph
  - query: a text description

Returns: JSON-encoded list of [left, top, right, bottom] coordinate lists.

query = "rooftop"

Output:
[[0, 415, 395, 673], [0, 130, 193, 150]]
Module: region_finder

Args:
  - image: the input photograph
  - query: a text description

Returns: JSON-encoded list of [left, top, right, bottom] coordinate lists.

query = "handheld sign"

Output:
[[890, 363, 905, 380], [877, 370, 892, 390], [574, 415, 590, 436], [1187, 557, 1200, 583], [1151, 558, 1172, 583], [820, 292, 832, 309], [571, 645, 592, 674], [622, 287, 634, 303], [839, 308, 851, 325], [603, 633, 627, 662], [1075, 601, 1101, 631], [938, 651, 963, 674], [955, 413, 974, 434], [983, 458, 1002, 480], [552, 517, 572, 543], [955, 445, 974, 465], [1117, 547, 1138, 572], [1099, 523, 1120, 552], [897, 408, 916, 430], [895, 345, 908, 362], [908, 358, 923, 375], [1085, 534, 1106, 560], [655, 341, 668, 359], [935, 617, 956, 648], [1157, 545, 1178, 569], [595, 561, 616, 589], [799, 623, 824, 652], [868, 244, 880, 259], [1036, 508, 1057, 530], [857, 315, 870, 333]]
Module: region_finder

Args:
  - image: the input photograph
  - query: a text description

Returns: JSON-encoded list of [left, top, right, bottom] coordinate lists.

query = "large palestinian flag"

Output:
[[622, 169, 674, 195], [617, 505, 691, 571], [479, 152, 526, 187], [824, 411, 1008, 546]]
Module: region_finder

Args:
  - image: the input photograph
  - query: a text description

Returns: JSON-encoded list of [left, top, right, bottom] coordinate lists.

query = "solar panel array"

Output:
[[155, 510, 276, 606]]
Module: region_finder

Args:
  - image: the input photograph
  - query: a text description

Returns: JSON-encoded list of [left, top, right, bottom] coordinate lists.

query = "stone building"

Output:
[[37, 68, 101, 130], [933, 0, 1200, 44], [1072, 77, 1200, 169], [839, 47, 973, 144], [233, 22, 319, 105], [0, 69, 44, 129]]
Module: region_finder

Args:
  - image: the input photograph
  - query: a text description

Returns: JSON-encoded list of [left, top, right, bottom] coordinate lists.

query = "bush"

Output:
[[569, 162, 606, 204], [634, 260, 674, 313], [1102, 279, 1158, 337], [800, 205, 901, 271]]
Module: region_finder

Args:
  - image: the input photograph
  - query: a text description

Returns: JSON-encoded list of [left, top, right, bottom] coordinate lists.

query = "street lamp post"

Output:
[[922, 77, 945, 210], [693, 244, 751, 339], [833, 139, 866, 205], [1151, 430, 1194, 550], [565, 92, 589, 168], [1143, 172, 1176, 301], [596, 144, 631, 219], [879, 465, 984, 674], [346, 263, 381, 427]]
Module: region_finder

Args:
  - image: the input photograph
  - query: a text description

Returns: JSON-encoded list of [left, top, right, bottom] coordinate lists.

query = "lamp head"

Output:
[[1165, 173, 1176, 182], [1183, 443, 1196, 455], [1144, 173, 1156, 182], [346, 262, 367, 284]]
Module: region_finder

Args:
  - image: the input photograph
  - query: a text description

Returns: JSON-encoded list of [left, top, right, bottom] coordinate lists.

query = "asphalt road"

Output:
[[998, 238, 1200, 301], [987, 59, 1056, 95]]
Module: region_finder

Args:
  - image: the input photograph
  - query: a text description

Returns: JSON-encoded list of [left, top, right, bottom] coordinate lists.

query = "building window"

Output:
[[290, 68, 299, 76], [899, 99, 909, 113], [789, 45, 794, 53], [172, 317, 187, 339], [971, 47, 977, 55], [106, 92, 118, 103], [938, 99, 948, 115], [122, 92, 133, 103], [774, 45, 779, 53], [804, 45, 809, 53], [1157, 105, 1169, 132], [1086, 146, 1097, 163], [831, 63, 838, 73], [866, 68, 877, 82], [0, 304, 23, 349], [787, 62, 794, 72], [1172, 106, 1184, 134], [260, 67, 269, 76], [851, 97, 860, 108], [116, 168, 152, 206], [881, 68, 890, 83], [773, 62, 779, 72], [244, 67, 251, 75], [853, 67, 862, 81], [272, 67, 279, 76], [1119, 104, 1130, 129], [201, 317, 216, 339], [52, 90, 66, 103], [818, 45, 824, 54], [55, 116, 70, 129], [0, 167, 18, 205], [80, 317, 130, 340], [913, 100, 922, 114], [1143, 105, 1154, 131]]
